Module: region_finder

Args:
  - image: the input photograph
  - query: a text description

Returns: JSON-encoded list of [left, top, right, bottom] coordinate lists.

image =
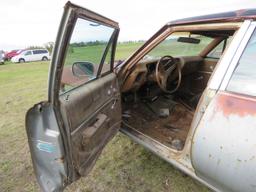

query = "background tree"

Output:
[[44, 42, 55, 54], [26, 45, 44, 50]]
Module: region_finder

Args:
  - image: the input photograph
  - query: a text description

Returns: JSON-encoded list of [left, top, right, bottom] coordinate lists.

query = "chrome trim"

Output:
[[208, 20, 251, 90]]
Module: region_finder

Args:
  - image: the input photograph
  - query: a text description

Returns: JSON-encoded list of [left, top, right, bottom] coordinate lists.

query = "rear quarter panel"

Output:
[[191, 91, 256, 192]]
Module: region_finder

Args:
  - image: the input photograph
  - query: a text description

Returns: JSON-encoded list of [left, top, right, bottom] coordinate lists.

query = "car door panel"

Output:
[[59, 73, 121, 176], [60, 73, 119, 132], [31, 53, 36, 61], [31, 51, 36, 61], [191, 91, 256, 192], [34, 53, 40, 61], [29, 52, 34, 61], [26, 103, 67, 192], [26, 2, 121, 191]]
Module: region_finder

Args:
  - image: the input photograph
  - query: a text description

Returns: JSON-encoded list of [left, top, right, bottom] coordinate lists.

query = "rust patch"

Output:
[[216, 92, 256, 117], [124, 102, 193, 150]]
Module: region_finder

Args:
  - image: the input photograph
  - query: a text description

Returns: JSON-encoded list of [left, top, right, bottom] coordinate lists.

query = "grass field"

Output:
[[65, 42, 145, 65], [0, 42, 210, 192]]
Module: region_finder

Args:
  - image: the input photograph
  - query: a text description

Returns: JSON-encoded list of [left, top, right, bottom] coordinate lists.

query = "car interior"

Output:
[[121, 29, 235, 151]]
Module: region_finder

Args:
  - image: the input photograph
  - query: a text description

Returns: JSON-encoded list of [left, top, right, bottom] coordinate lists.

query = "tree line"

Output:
[[26, 40, 146, 54]]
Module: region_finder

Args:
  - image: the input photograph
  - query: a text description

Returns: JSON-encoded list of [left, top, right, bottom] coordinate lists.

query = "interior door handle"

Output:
[[82, 114, 107, 142], [92, 114, 107, 130]]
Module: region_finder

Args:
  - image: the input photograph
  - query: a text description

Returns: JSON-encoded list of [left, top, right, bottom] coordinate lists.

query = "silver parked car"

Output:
[[0, 50, 4, 64], [26, 2, 256, 192]]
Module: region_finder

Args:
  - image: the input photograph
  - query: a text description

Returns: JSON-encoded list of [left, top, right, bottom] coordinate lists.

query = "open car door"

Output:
[[25, 2, 121, 191]]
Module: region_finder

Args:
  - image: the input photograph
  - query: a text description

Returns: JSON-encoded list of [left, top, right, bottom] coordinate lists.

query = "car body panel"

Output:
[[26, 102, 68, 191], [167, 9, 256, 26], [5, 49, 22, 60], [0, 50, 4, 64], [191, 91, 256, 192]]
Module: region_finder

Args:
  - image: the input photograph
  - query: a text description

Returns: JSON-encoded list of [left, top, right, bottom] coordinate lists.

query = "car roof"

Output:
[[168, 9, 256, 26], [26, 49, 48, 51]]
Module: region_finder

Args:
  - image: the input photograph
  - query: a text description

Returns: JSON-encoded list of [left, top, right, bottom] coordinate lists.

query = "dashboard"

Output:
[[121, 56, 204, 92]]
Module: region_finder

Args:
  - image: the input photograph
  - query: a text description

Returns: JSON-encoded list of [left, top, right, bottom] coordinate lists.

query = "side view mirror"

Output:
[[72, 62, 95, 77]]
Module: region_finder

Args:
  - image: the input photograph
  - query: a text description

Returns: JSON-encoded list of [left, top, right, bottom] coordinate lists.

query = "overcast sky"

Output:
[[1, 0, 256, 51]]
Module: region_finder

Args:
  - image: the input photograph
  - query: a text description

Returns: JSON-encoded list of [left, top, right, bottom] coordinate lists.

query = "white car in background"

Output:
[[0, 50, 4, 64], [11, 49, 50, 63]]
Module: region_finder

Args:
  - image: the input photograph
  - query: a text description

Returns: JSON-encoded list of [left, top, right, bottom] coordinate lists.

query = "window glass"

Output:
[[60, 18, 115, 93], [142, 32, 212, 60], [207, 40, 225, 59], [207, 37, 232, 59], [25, 51, 32, 55], [33, 50, 39, 54], [227, 30, 256, 96]]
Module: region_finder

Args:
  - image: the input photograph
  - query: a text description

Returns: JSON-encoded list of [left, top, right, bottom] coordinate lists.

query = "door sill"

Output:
[[119, 125, 219, 192]]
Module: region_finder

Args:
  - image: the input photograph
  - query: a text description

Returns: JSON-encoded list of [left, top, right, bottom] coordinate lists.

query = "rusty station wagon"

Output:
[[26, 2, 256, 192]]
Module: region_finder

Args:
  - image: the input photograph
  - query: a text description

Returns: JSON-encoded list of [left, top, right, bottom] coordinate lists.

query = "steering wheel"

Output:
[[155, 55, 182, 94]]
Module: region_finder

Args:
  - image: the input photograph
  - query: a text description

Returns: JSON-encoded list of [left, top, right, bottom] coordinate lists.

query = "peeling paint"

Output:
[[216, 92, 256, 117]]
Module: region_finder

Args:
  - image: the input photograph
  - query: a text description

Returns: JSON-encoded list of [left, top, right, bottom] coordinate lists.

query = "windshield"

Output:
[[142, 32, 213, 60], [21, 51, 27, 55]]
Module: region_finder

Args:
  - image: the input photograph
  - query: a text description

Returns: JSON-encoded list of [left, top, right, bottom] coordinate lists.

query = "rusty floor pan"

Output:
[[123, 99, 193, 150]]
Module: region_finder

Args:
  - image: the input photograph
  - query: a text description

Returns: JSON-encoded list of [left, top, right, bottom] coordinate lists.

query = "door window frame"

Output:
[[219, 22, 256, 91], [205, 38, 227, 59], [60, 19, 118, 94], [48, 2, 119, 105]]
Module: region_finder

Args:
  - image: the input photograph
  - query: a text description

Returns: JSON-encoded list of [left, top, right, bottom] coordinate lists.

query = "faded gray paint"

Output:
[[192, 92, 256, 192], [26, 103, 67, 191]]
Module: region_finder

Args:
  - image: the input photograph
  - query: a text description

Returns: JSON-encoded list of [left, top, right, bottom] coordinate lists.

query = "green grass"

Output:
[[116, 42, 144, 59], [147, 38, 212, 58], [0, 42, 209, 192], [64, 42, 144, 66]]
